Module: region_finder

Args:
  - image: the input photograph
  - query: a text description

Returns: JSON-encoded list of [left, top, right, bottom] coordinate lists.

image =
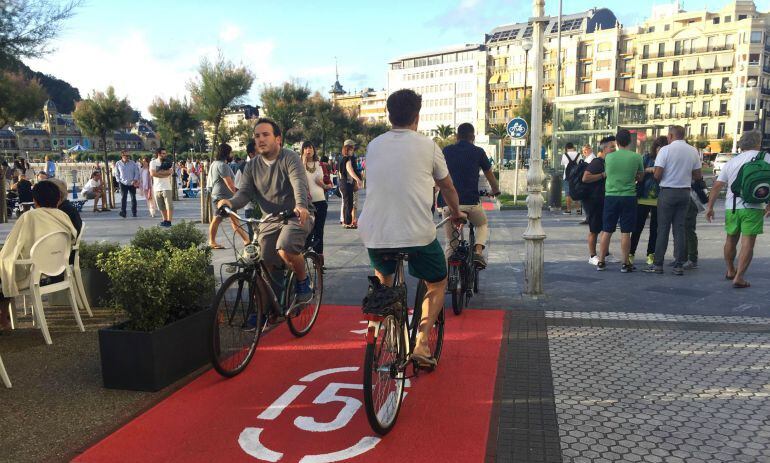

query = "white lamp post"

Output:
[[523, 0, 548, 296]]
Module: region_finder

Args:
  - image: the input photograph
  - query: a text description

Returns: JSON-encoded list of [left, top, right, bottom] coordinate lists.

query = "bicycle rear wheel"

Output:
[[287, 252, 323, 337], [413, 280, 445, 364], [210, 271, 263, 378], [363, 314, 405, 435]]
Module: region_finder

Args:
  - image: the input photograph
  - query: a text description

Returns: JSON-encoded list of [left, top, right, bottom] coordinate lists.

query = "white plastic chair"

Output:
[[0, 353, 10, 388], [70, 225, 93, 317], [15, 231, 83, 345]]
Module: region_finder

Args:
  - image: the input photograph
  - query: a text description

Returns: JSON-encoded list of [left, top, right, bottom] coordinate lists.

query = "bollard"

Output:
[[548, 170, 562, 211]]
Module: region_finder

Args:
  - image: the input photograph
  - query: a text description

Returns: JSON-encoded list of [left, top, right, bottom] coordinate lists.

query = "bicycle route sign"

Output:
[[506, 117, 528, 139]]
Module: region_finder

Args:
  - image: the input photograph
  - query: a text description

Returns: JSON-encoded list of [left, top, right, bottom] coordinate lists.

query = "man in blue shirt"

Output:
[[115, 150, 141, 217], [438, 123, 500, 268]]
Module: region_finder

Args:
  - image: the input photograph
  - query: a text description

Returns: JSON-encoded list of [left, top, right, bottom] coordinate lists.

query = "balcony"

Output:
[[639, 68, 733, 80], [490, 82, 510, 90], [762, 87, 770, 95], [489, 100, 512, 109], [639, 44, 736, 60]]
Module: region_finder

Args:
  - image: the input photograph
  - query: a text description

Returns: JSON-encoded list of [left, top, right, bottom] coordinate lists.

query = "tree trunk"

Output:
[[0, 166, 7, 223], [201, 118, 221, 223], [102, 135, 115, 209], [172, 140, 179, 201]]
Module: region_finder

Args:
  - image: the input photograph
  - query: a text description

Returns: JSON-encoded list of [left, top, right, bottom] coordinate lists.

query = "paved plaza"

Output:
[[1, 193, 769, 462]]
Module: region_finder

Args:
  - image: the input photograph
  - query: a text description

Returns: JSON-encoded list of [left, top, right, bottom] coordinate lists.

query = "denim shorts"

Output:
[[602, 196, 637, 233]]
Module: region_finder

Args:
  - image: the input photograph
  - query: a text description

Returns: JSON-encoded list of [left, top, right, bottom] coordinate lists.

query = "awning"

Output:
[[499, 73, 510, 83], [682, 56, 698, 71], [488, 74, 501, 84], [699, 55, 716, 70], [716, 53, 733, 68]]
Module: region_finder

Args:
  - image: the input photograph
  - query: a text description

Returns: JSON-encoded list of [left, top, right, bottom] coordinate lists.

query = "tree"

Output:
[[149, 97, 198, 199], [720, 136, 733, 153], [188, 54, 254, 160], [694, 135, 709, 151], [260, 81, 311, 145], [0, 71, 46, 127], [72, 86, 134, 208], [434, 124, 455, 140], [0, 0, 81, 67], [487, 124, 508, 167]]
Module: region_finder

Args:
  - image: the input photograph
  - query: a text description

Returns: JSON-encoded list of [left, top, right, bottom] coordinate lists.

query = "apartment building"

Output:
[[331, 88, 388, 124], [632, 0, 770, 150], [387, 44, 486, 136]]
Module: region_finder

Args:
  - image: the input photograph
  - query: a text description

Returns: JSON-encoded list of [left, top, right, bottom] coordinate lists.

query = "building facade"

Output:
[[387, 44, 486, 136]]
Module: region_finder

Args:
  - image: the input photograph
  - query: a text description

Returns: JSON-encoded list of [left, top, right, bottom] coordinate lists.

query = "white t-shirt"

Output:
[[358, 129, 449, 248], [149, 158, 173, 192], [654, 140, 702, 188], [560, 151, 580, 179], [305, 163, 326, 203], [583, 152, 596, 164], [82, 178, 100, 194], [717, 150, 770, 210]]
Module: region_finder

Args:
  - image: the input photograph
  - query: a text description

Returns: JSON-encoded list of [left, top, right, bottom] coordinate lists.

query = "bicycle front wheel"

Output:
[[450, 266, 465, 316], [413, 280, 445, 364], [287, 251, 323, 337], [210, 271, 263, 378], [363, 314, 405, 435]]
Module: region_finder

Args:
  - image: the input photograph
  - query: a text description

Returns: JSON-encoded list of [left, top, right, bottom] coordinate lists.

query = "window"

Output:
[[738, 14, 747, 20], [746, 98, 757, 111], [713, 17, 720, 24], [674, 40, 682, 55], [725, 16, 731, 23], [654, 104, 662, 118], [704, 79, 711, 93], [700, 123, 708, 136], [717, 122, 726, 138], [640, 84, 647, 94], [673, 61, 680, 76], [658, 43, 665, 57], [685, 102, 693, 117], [657, 62, 664, 77], [642, 44, 649, 59], [670, 103, 677, 115], [664, 24, 670, 31], [685, 124, 691, 137], [749, 53, 760, 65], [641, 64, 648, 78], [671, 81, 678, 95], [687, 80, 694, 94], [702, 100, 710, 114], [719, 100, 728, 115], [655, 83, 663, 96], [721, 77, 730, 91]]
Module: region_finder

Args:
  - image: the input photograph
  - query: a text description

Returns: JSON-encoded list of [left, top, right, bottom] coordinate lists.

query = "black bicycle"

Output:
[[361, 217, 450, 435], [209, 206, 323, 378]]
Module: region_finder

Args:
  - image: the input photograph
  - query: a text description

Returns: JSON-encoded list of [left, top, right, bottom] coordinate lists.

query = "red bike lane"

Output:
[[74, 305, 503, 463]]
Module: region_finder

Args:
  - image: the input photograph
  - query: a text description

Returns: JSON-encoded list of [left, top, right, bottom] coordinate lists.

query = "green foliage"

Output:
[[487, 124, 508, 138], [131, 221, 207, 255], [166, 245, 215, 322], [98, 246, 170, 331], [72, 86, 134, 164], [79, 240, 121, 269], [148, 97, 198, 154], [188, 54, 254, 157], [260, 82, 311, 145], [0, 71, 47, 127], [434, 135, 457, 149], [0, 0, 81, 66], [433, 124, 455, 140], [717, 140, 729, 154]]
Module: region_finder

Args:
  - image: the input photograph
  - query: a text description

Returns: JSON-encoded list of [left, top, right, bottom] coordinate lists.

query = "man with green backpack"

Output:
[[706, 131, 770, 289]]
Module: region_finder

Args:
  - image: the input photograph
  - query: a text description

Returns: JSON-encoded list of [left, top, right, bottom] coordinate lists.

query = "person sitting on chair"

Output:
[[0, 181, 78, 330]]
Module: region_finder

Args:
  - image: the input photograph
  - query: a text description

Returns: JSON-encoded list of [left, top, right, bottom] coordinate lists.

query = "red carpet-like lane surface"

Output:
[[75, 305, 503, 463]]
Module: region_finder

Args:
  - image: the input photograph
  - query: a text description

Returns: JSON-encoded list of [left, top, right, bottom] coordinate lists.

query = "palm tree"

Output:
[[434, 124, 455, 140], [487, 124, 508, 167]]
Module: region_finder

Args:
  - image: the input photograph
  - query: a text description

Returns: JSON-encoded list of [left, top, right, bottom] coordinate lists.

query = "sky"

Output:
[[25, 0, 770, 117]]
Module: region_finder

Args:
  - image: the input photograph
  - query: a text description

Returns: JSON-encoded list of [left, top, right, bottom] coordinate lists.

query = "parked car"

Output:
[[713, 153, 735, 176]]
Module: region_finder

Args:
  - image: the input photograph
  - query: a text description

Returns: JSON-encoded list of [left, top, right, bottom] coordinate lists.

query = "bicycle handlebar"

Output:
[[219, 206, 296, 224], [479, 190, 501, 198]]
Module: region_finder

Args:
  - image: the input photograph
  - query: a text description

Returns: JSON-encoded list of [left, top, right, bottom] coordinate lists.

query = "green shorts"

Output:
[[725, 208, 765, 236], [367, 239, 447, 283]]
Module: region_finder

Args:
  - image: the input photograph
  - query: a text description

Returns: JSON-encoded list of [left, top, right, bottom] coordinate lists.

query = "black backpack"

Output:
[[565, 154, 591, 201]]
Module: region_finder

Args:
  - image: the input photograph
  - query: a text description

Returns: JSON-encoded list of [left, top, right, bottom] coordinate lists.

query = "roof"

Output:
[[112, 132, 142, 141], [486, 8, 618, 43], [390, 43, 485, 63], [19, 129, 48, 136], [0, 130, 15, 138], [44, 99, 57, 112]]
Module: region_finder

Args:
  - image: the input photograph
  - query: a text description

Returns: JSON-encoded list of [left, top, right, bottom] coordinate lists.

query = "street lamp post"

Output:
[[523, 0, 548, 296], [522, 38, 532, 100]]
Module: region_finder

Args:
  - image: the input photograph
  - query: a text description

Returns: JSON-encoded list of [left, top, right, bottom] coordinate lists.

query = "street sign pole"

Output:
[[514, 145, 521, 204], [507, 117, 529, 207]]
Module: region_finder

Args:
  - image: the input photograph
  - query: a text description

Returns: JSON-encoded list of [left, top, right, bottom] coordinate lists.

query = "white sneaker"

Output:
[[588, 256, 599, 266], [605, 254, 621, 263]]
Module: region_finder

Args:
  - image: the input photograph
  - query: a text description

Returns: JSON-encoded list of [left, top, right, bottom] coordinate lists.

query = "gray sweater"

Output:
[[230, 148, 311, 215]]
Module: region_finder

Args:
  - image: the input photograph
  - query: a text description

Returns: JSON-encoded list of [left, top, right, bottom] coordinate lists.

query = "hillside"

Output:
[[6, 58, 81, 113]]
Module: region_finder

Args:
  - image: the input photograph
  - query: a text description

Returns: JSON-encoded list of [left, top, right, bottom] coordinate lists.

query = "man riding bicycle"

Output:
[[438, 123, 500, 268], [358, 89, 465, 366], [218, 118, 315, 304]]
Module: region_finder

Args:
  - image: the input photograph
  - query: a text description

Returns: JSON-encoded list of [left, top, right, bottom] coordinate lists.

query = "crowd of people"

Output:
[[564, 126, 770, 288]]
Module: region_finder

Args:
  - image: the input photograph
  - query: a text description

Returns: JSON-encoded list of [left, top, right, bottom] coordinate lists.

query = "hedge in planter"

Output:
[[97, 242, 215, 391], [50, 240, 120, 307]]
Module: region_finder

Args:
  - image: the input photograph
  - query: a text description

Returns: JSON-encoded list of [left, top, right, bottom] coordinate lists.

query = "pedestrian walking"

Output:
[[150, 148, 174, 227], [596, 130, 644, 272], [581, 137, 615, 265], [561, 143, 581, 215], [706, 130, 770, 288], [630, 136, 666, 266], [140, 156, 156, 218], [644, 125, 703, 275], [302, 141, 331, 264], [340, 139, 363, 229], [208, 143, 249, 249], [115, 150, 141, 218], [45, 155, 56, 178]]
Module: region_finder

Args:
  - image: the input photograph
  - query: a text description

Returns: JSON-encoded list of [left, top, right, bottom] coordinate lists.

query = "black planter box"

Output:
[[98, 308, 213, 391], [48, 267, 111, 307]]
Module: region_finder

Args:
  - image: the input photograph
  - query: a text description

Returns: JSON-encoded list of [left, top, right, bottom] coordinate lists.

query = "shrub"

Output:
[[131, 221, 206, 253], [166, 245, 215, 322], [98, 246, 169, 331], [79, 241, 121, 269], [130, 226, 168, 252]]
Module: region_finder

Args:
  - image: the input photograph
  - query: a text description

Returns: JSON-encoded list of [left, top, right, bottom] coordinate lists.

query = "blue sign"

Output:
[[507, 117, 528, 138]]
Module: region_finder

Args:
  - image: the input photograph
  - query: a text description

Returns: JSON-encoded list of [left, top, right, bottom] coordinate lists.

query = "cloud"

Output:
[[219, 24, 243, 43]]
